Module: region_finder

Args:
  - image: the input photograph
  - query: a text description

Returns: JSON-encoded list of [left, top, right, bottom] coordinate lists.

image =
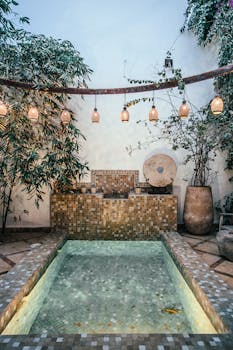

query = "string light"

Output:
[[60, 110, 71, 125], [210, 96, 224, 115], [0, 101, 7, 117], [149, 91, 158, 122], [121, 93, 129, 122], [179, 100, 190, 118], [28, 106, 39, 121], [0, 86, 8, 117], [91, 95, 100, 123]]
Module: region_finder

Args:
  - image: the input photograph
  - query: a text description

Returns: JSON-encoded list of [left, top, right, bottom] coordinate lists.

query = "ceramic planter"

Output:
[[183, 186, 214, 235]]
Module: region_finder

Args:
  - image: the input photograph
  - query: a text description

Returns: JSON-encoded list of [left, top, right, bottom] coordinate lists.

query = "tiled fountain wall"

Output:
[[91, 170, 139, 194], [51, 170, 177, 239]]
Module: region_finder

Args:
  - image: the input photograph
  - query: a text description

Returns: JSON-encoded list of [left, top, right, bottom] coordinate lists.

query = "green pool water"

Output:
[[3, 241, 216, 335]]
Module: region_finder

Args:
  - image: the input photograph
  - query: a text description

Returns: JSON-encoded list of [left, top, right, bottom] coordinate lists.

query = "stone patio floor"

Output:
[[180, 231, 233, 290], [0, 229, 232, 289]]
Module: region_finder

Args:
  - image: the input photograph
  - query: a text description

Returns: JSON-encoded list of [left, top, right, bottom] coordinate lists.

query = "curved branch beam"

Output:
[[0, 63, 232, 95]]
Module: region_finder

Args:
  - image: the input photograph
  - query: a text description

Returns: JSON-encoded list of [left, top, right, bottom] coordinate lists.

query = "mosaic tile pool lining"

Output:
[[4, 241, 217, 335], [0, 231, 232, 349]]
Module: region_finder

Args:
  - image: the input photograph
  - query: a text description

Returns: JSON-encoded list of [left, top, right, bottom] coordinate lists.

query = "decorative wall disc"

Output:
[[143, 154, 177, 187]]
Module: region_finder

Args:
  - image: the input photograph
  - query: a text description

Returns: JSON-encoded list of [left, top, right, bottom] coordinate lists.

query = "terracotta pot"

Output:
[[183, 186, 214, 235], [91, 187, 96, 194], [81, 187, 87, 194], [135, 187, 141, 195]]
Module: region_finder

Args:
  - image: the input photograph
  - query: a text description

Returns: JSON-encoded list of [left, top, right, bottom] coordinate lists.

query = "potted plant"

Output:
[[161, 108, 218, 235]]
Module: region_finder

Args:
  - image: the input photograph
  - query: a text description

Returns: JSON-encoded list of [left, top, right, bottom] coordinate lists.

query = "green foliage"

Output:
[[0, 2, 92, 233], [215, 192, 233, 213], [0, 0, 29, 41], [183, 0, 233, 171]]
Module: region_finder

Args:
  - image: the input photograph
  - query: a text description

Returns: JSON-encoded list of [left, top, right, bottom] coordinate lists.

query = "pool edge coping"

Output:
[[160, 231, 233, 334]]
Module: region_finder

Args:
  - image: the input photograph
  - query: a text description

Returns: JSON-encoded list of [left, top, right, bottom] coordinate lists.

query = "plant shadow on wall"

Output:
[[0, 1, 92, 236]]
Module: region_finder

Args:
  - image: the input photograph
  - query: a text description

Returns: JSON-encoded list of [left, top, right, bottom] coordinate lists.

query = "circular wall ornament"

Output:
[[143, 154, 177, 187]]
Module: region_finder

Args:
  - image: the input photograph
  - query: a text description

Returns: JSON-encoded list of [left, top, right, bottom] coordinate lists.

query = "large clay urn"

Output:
[[183, 186, 214, 235]]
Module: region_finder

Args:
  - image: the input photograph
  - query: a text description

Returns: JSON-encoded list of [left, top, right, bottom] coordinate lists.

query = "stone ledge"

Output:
[[161, 231, 233, 334]]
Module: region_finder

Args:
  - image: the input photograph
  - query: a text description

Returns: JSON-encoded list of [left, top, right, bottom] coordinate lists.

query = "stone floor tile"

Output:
[[182, 237, 204, 246], [197, 252, 222, 266], [214, 260, 233, 276], [25, 237, 44, 244], [215, 272, 233, 289], [194, 241, 219, 255], [181, 233, 206, 240], [19, 232, 44, 240], [0, 258, 11, 274], [185, 233, 215, 240], [6, 252, 26, 264], [0, 241, 31, 256]]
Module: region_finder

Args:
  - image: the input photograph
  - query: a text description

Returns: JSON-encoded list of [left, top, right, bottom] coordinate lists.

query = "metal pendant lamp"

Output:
[[210, 96, 224, 115], [179, 100, 190, 118], [28, 106, 39, 121], [0, 101, 8, 117], [92, 95, 100, 123], [61, 109, 71, 125], [121, 94, 129, 122], [149, 91, 158, 122]]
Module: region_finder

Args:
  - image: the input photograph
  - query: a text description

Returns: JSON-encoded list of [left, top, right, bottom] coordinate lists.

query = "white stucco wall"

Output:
[[4, 0, 233, 228]]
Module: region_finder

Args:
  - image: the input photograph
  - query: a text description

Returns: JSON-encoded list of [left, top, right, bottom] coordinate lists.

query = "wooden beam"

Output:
[[0, 63, 232, 95]]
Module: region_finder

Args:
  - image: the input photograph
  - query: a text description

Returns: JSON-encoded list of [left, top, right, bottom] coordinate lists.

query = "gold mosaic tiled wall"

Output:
[[91, 170, 139, 194], [50, 194, 177, 239]]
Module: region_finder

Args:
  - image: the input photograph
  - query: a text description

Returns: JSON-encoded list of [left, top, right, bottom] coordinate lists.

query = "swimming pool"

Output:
[[2, 241, 216, 335]]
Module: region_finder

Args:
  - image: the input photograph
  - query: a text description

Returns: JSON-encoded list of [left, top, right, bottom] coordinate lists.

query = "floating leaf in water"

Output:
[[161, 307, 182, 315]]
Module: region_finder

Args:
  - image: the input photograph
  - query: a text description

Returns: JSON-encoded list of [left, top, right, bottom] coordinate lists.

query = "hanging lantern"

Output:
[[61, 110, 71, 125], [121, 106, 129, 122], [92, 108, 100, 123], [28, 106, 39, 121], [164, 57, 173, 69], [179, 100, 190, 118], [0, 101, 7, 117], [210, 96, 224, 115], [149, 105, 158, 122]]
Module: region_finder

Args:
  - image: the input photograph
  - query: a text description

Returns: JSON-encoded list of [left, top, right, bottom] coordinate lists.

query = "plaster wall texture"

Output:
[[3, 0, 232, 228]]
